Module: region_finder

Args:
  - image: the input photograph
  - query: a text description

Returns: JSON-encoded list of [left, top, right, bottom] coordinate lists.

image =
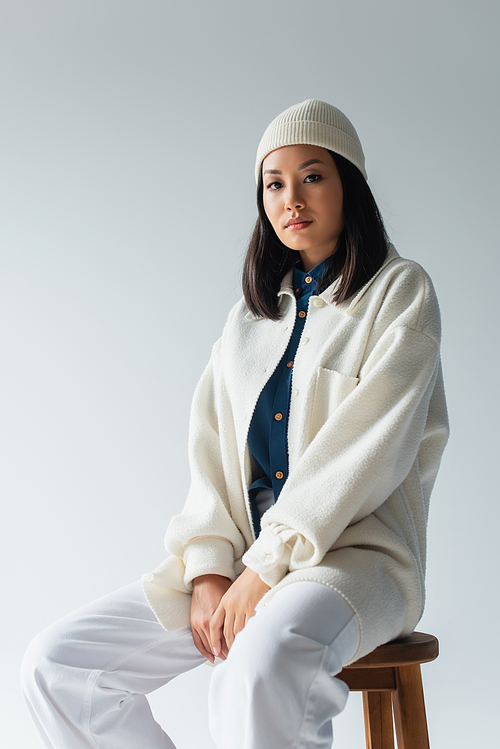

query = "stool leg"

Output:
[[362, 692, 395, 749], [392, 664, 430, 749]]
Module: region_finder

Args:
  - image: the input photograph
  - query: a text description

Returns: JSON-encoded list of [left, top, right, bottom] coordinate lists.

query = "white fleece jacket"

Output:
[[142, 245, 449, 664]]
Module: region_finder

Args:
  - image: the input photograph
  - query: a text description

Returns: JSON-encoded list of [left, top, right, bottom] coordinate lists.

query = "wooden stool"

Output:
[[336, 631, 439, 749]]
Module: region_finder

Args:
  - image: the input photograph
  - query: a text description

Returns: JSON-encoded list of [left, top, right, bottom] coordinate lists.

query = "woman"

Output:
[[22, 99, 449, 749]]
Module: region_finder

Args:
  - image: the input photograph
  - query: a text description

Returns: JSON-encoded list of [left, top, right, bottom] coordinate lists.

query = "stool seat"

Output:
[[336, 631, 439, 749], [347, 631, 439, 668]]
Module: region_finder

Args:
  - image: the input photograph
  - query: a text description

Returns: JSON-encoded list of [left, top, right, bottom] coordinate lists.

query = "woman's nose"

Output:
[[285, 188, 304, 211]]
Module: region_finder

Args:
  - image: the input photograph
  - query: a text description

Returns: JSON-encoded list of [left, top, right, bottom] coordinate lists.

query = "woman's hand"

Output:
[[191, 574, 232, 663], [210, 567, 271, 658]]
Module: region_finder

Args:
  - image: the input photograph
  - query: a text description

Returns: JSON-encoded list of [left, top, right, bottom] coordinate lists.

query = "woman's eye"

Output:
[[304, 173, 322, 183], [266, 181, 282, 190]]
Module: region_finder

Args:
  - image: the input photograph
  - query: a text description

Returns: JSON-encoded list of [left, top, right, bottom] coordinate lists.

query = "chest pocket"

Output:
[[310, 367, 359, 441]]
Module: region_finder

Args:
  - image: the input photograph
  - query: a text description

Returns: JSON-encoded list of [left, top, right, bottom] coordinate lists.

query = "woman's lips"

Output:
[[285, 220, 312, 231]]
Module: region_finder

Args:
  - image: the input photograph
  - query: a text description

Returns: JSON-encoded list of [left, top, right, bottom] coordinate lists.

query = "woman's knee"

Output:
[[20, 618, 75, 700], [210, 616, 310, 711], [21, 617, 87, 694]]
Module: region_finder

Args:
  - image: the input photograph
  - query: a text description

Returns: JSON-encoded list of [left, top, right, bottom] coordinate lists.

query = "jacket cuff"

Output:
[[242, 526, 292, 588], [183, 537, 236, 591]]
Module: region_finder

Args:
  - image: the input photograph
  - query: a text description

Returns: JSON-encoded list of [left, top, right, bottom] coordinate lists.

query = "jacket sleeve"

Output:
[[164, 336, 247, 591], [242, 274, 449, 587]]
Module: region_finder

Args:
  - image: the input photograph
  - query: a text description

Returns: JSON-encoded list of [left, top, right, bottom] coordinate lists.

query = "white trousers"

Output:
[[21, 579, 360, 749]]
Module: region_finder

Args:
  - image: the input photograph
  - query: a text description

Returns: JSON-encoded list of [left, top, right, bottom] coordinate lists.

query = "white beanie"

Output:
[[255, 99, 366, 183]]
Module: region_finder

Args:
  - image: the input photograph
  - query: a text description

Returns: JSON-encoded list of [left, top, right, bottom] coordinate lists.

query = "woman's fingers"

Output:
[[210, 605, 226, 658], [191, 625, 214, 663], [190, 574, 234, 661], [223, 609, 236, 650], [196, 570, 267, 658]]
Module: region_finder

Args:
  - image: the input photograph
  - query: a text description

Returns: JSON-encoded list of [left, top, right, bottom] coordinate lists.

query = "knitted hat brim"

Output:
[[255, 100, 367, 182]]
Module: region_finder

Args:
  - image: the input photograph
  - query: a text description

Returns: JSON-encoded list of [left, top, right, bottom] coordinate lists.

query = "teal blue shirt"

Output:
[[247, 258, 330, 536]]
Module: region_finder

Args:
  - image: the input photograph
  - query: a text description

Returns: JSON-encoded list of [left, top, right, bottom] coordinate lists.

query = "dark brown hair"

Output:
[[242, 150, 389, 320]]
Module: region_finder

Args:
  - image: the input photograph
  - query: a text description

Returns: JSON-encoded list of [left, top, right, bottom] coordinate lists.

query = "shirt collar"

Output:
[[292, 257, 331, 296]]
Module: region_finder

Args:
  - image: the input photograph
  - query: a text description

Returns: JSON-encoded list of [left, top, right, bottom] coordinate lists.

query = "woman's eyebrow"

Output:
[[263, 158, 325, 176], [298, 158, 325, 170]]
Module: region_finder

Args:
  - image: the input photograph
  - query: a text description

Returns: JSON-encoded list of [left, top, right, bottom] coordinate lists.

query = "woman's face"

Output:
[[262, 144, 344, 272]]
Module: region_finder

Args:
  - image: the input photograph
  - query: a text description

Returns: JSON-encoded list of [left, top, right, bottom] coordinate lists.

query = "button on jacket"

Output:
[[143, 245, 449, 663]]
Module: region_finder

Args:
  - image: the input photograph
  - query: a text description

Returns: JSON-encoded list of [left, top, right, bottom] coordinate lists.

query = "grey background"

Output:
[[1, 1, 498, 746]]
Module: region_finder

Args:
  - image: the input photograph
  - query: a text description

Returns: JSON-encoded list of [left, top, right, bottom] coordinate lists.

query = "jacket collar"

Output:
[[344, 243, 400, 314], [245, 244, 400, 320], [244, 269, 295, 321]]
